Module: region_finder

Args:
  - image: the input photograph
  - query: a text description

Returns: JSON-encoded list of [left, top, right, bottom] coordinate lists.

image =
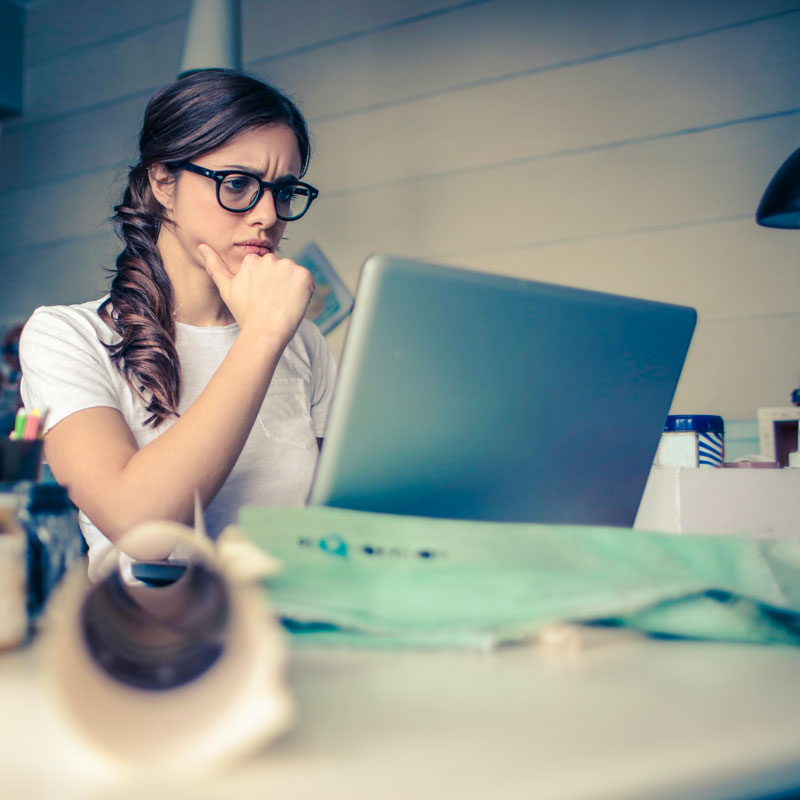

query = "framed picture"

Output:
[[294, 243, 354, 335]]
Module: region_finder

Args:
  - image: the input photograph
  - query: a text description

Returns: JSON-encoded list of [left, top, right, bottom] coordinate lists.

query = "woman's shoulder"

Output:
[[281, 319, 337, 390], [300, 317, 342, 353], [23, 297, 117, 345], [286, 318, 331, 362], [295, 317, 325, 346]]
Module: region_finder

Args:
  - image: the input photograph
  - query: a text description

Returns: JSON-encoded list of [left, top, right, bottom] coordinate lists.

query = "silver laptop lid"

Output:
[[309, 255, 696, 525]]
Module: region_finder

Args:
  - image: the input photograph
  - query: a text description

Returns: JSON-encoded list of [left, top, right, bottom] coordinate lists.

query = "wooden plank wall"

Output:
[[1, 0, 799, 422]]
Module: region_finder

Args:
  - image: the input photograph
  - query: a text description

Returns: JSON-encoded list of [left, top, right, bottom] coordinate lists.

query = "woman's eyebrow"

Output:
[[220, 163, 299, 181], [220, 163, 259, 172]]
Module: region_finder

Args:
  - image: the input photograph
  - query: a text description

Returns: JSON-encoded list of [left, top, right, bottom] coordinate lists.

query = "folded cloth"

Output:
[[237, 506, 800, 649]]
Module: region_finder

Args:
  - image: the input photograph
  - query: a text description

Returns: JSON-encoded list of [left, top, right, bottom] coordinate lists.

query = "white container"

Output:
[[654, 414, 724, 468]]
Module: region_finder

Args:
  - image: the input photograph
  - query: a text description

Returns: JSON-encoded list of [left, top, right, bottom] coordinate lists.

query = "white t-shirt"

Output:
[[19, 297, 336, 575]]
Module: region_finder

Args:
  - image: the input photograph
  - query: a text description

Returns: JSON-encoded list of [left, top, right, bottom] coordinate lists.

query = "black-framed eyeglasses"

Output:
[[167, 161, 319, 221]]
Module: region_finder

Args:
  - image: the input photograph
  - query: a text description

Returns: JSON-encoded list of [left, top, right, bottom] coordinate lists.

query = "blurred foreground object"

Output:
[[23, 483, 83, 620], [0, 505, 26, 649], [42, 517, 291, 773], [0, 482, 83, 645]]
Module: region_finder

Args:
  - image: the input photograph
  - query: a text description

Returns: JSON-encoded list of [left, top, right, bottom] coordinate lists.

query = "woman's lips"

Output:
[[235, 241, 273, 256]]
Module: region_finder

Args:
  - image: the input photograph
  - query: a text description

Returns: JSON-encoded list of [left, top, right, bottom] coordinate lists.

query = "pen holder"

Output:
[[0, 439, 44, 482]]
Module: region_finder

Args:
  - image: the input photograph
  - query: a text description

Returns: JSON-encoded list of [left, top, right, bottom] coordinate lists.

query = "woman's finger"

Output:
[[198, 243, 233, 291]]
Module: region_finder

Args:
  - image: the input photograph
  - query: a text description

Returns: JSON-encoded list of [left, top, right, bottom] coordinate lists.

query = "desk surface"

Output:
[[3, 633, 800, 800]]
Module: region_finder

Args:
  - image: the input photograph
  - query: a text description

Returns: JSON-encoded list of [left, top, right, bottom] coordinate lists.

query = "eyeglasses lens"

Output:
[[274, 185, 309, 220], [218, 175, 309, 219], [219, 175, 260, 211]]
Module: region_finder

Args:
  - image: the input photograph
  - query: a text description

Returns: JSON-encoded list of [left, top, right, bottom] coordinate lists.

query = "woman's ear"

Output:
[[147, 164, 176, 210]]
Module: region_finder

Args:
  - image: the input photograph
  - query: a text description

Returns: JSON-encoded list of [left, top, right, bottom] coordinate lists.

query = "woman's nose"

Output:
[[246, 189, 278, 227]]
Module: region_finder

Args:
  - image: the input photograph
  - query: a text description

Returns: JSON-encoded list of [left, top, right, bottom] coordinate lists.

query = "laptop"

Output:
[[308, 254, 696, 526]]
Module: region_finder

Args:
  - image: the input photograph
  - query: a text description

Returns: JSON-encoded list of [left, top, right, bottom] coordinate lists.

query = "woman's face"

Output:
[[152, 123, 303, 273]]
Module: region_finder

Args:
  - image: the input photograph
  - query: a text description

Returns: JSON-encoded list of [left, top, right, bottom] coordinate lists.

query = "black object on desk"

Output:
[[24, 482, 84, 618]]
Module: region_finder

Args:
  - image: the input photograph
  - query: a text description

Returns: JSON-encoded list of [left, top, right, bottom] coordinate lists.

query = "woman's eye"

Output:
[[274, 186, 296, 203], [222, 176, 250, 194]]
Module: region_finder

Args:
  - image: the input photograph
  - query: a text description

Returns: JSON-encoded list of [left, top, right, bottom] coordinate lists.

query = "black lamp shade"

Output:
[[756, 146, 800, 228]]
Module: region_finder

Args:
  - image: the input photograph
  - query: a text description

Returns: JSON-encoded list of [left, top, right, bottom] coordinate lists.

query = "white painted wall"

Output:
[[1, 0, 799, 425]]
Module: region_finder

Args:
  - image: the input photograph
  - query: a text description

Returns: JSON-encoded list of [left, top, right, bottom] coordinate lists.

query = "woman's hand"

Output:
[[198, 243, 315, 346]]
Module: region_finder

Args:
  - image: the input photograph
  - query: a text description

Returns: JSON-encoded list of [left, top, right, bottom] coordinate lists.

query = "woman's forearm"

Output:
[[111, 326, 286, 533], [45, 327, 288, 541]]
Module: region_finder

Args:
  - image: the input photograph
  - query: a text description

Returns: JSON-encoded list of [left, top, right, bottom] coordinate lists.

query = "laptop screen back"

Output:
[[309, 255, 696, 525]]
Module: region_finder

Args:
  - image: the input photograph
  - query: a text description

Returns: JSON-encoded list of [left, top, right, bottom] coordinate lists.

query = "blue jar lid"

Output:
[[664, 414, 724, 434]]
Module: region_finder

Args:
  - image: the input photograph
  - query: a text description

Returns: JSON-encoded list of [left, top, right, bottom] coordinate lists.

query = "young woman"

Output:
[[19, 69, 336, 577]]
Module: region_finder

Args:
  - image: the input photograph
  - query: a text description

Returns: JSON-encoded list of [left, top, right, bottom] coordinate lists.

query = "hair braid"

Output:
[[99, 165, 180, 427]]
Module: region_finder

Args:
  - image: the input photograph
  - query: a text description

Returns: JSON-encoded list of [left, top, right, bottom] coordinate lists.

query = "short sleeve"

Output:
[[19, 306, 123, 433], [307, 324, 338, 436]]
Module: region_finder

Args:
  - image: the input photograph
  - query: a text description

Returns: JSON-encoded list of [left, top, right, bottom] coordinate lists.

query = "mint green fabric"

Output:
[[238, 506, 800, 649]]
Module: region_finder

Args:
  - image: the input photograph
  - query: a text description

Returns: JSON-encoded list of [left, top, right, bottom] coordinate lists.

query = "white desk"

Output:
[[3, 634, 800, 800]]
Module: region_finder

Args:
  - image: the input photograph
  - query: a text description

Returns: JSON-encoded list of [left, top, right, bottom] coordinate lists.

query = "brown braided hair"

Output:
[[99, 69, 312, 427]]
